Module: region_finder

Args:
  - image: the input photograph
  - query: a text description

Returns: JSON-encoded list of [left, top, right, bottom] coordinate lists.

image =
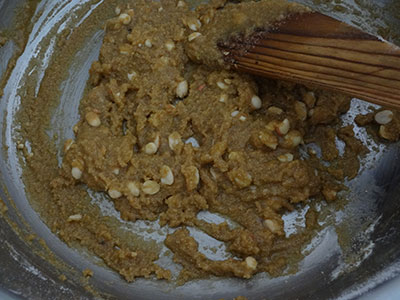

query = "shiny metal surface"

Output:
[[0, 1, 400, 299]]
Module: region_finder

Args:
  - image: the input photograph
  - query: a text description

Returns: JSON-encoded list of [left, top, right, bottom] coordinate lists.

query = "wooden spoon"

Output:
[[219, 12, 400, 109]]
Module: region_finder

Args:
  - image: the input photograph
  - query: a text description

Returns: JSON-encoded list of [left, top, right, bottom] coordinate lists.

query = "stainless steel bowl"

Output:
[[1, 0, 400, 299]]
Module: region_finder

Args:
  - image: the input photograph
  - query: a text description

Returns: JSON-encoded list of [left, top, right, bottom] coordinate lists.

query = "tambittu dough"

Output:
[[60, 0, 352, 281], [19, 0, 398, 283]]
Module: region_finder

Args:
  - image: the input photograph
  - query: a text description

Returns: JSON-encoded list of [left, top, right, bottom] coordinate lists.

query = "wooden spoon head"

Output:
[[220, 12, 400, 109], [271, 12, 377, 40]]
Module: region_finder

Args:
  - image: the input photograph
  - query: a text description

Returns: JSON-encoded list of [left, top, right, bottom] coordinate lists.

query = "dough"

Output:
[[61, 0, 354, 281], [20, 0, 383, 283]]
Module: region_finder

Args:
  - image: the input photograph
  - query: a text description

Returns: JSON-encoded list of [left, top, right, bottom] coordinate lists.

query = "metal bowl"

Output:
[[0, 0, 400, 299]]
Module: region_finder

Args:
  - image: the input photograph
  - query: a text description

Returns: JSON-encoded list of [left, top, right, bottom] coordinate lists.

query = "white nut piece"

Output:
[[267, 106, 283, 115], [294, 101, 307, 121], [277, 153, 294, 162], [259, 131, 278, 150], [154, 134, 160, 148], [194, 167, 200, 186], [228, 168, 252, 188], [224, 78, 232, 85], [115, 6, 121, 15], [231, 110, 239, 117], [176, 80, 188, 98], [127, 181, 140, 197], [264, 219, 280, 234], [112, 168, 120, 175], [144, 39, 152, 48], [188, 32, 201, 42], [234, 173, 252, 188], [168, 132, 182, 151], [188, 19, 201, 31], [71, 167, 82, 180], [68, 214, 82, 222], [144, 142, 158, 155], [219, 94, 227, 103], [210, 167, 217, 180], [64, 139, 74, 153], [245, 256, 257, 270], [202, 15, 211, 25], [108, 189, 122, 199], [120, 45, 130, 55], [251, 95, 262, 109], [239, 116, 247, 122], [118, 13, 132, 25], [284, 130, 303, 148], [276, 118, 290, 136], [216, 81, 228, 90], [85, 112, 101, 127], [303, 91, 316, 108], [379, 125, 391, 140], [165, 40, 175, 51], [142, 180, 160, 195], [160, 165, 174, 185], [177, 0, 186, 7], [127, 71, 137, 80], [375, 110, 393, 125]]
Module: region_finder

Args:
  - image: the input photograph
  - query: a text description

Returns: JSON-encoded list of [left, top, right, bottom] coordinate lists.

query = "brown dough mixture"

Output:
[[17, 0, 400, 283], [59, 0, 349, 281]]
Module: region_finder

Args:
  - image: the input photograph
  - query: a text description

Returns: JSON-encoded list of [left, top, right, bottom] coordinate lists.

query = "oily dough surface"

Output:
[[17, 0, 400, 283], [61, 0, 344, 281]]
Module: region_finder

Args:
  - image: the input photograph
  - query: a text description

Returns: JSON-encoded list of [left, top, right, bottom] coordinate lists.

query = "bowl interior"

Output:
[[0, 1, 400, 299]]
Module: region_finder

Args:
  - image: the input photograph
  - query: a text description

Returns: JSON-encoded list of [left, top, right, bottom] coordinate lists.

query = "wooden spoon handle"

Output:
[[220, 12, 400, 109]]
